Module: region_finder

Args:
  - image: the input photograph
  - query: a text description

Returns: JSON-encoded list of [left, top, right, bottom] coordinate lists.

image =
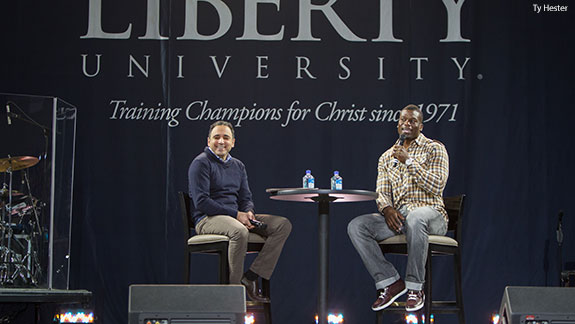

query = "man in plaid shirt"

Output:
[[348, 104, 449, 312]]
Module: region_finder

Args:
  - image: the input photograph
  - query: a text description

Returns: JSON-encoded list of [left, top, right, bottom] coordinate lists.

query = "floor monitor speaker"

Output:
[[499, 286, 575, 324], [128, 285, 246, 324]]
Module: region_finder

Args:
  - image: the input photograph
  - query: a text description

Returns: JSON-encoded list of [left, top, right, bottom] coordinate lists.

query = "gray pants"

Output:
[[347, 206, 447, 291], [196, 214, 292, 284]]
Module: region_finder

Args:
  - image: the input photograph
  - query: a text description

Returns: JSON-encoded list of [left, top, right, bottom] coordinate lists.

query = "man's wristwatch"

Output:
[[405, 157, 414, 166]]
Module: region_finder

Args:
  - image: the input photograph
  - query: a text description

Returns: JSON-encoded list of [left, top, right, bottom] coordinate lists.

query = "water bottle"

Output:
[[330, 171, 343, 190], [302, 170, 315, 188]]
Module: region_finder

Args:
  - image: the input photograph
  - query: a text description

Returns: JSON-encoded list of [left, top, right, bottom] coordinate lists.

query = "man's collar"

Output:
[[206, 146, 232, 163], [412, 133, 426, 146], [404, 133, 427, 146]]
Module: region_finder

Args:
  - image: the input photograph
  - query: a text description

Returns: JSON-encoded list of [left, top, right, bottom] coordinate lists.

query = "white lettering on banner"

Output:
[[440, 0, 470, 42], [339, 57, 351, 80], [451, 57, 470, 80], [296, 57, 317, 79], [210, 56, 232, 78], [109, 100, 182, 127], [369, 105, 401, 122], [140, 0, 168, 40], [80, 54, 472, 80], [179, 0, 232, 40], [128, 55, 150, 77], [81, 54, 102, 77], [315, 101, 368, 122], [185, 100, 283, 127], [418, 103, 458, 122], [108, 99, 459, 127], [82, 0, 132, 39], [373, 0, 401, 42], [291, 0, 365, 42], [410, 57, 429, 80], [257, 56, 270, 79], [177, 56, 185, 78], [281, 101, 311, 127], [82, 0, 470, 42], [378, 57, 385, 80], [237, 0, 285, 41]]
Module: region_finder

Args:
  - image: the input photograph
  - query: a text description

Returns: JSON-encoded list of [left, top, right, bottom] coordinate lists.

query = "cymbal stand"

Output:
[[0, 182, 7, 249], [21, 169, 42, 284], [0, 167, 42, 286], [8, 233, 36, 285], [23, 170, 43, 239], [0, 159, 16, 285]]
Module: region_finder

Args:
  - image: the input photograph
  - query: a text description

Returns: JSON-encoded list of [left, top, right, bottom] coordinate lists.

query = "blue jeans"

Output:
[[347, 206, 447, 291]]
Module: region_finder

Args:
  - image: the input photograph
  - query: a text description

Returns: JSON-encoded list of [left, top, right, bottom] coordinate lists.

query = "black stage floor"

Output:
[[0, 288, 92, 323], [0, 288, 92, 304]]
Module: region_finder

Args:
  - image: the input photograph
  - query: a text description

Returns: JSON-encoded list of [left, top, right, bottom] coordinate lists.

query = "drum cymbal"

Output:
[[0, 156, 39, 172]]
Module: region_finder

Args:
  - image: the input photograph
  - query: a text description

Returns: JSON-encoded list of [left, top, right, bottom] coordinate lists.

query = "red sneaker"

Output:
[[371, 279, 407, 311], [405, 290, 425, 312]]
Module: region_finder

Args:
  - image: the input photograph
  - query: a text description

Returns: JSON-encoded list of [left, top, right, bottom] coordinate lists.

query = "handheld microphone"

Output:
[[393, 134, 407, 167], [250, 219, 267, 230], [6, 103, 11, 125], [398, 134, 406, 145]]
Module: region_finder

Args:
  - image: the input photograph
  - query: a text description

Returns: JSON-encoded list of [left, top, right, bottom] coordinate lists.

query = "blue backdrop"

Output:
[[1, 0, 574, 323]]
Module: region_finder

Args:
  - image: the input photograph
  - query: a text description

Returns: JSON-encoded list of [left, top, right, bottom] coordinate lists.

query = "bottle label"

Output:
[[331, 177, 342, 190], [308, 178, 315, 188]]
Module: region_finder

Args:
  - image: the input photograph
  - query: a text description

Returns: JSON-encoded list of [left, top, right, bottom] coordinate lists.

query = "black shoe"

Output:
[[241, 276, 270, 303]]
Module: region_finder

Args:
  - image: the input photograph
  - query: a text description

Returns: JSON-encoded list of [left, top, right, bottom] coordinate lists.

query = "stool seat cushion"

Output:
[[378, 234, 458, 247], [188, 233, 266, 245]]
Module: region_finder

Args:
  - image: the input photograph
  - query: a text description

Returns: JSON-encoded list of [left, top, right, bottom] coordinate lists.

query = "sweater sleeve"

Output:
[[188, 158, 238, 217], [237, 161, 255, 213]]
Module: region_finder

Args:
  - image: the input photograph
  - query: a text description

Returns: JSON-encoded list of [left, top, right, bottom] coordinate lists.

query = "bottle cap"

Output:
[[334, 171, 339, 175], [306, 170, 311, 174]]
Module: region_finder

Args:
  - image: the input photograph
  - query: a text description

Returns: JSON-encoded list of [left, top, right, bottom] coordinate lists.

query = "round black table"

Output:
[[267, 188, 377, 324]]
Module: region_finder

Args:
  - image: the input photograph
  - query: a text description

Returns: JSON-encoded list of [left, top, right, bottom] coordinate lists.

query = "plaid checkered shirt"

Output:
[[376, 133, 449, 221]]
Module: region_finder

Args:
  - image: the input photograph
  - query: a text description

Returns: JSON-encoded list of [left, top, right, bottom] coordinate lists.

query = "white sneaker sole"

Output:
[[405, 296, 425, 312], [371, 288, 408, 311]]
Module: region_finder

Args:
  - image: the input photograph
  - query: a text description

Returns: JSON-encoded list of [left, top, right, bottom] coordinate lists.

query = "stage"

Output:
[[0, 288, 92, 323], [0, 288, 91, 304]]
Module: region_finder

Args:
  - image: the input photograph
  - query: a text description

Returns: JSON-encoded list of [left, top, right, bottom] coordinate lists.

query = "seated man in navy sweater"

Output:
[[188, 121, 292, 303]]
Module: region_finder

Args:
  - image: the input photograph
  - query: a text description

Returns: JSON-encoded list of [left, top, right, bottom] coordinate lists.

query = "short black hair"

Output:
[[208, 121, 235, 138], [402, 104, 423, 123]]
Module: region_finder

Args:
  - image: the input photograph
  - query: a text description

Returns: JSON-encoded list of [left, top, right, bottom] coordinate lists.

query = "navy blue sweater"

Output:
[[188, 147, 255, 226]]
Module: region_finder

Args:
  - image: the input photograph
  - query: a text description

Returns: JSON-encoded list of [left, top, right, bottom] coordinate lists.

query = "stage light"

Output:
[[314, 312, 344, 324], [404, 313, 434, 324], [405, 313, 419, 323], [53, 310, 94, 323], [492, 313, 500, 324], [245, 313, 255, 324], [421, 314, 434, 324]]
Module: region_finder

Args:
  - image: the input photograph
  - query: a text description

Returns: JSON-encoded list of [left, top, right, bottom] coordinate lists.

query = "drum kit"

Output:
[[0, 155, 44, 287]]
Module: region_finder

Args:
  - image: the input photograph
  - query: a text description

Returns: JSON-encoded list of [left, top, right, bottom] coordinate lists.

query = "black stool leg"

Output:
[[262, 278, 272, 324], [219, 249, 230, 284], [424, 251, 432, 324], [375, 310, 382, 324], [454, 251, 465, 324]]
